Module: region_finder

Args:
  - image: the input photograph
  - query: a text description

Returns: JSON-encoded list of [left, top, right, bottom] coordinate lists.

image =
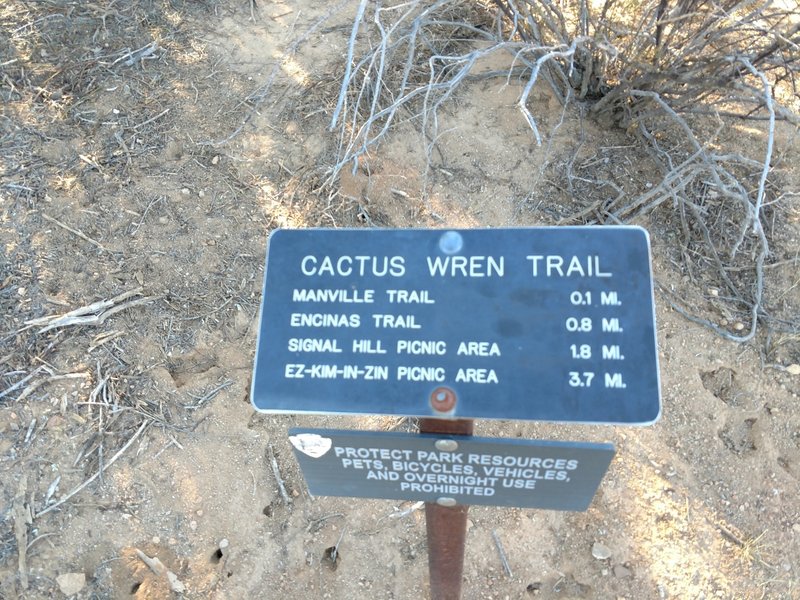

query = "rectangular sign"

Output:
[[252, 227, 661, 424], [289, 429, 614, 510]]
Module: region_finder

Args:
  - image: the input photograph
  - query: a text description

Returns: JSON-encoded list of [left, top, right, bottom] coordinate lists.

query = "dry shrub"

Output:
[[327, 0, 799, 343]]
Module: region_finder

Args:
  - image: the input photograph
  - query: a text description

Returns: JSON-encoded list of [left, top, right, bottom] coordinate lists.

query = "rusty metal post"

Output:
[[420, 407, 474, 600]]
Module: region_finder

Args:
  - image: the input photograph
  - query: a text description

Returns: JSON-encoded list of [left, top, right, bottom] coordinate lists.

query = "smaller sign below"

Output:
[[288, 428, 615, 511]]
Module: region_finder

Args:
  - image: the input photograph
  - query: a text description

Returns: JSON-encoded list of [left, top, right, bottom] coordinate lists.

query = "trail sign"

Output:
[[289, 428, 615, 511], [251, 227, 660, 424]]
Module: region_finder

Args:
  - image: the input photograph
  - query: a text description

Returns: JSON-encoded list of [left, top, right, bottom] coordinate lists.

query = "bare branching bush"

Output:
[[328, 0, 799, 343]]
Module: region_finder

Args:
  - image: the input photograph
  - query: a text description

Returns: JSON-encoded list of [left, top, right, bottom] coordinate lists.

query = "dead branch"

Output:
[[41, 213, 108, 252], [267, 444, 293, 506], [12, 476, 31, 589], [35, 419, 150, 518], [322, 0, 797, 342], [135, 549, 186, 593], [22, 288, 157, 334], [15, 371, 89, 403], [492, 529, 513, 577]]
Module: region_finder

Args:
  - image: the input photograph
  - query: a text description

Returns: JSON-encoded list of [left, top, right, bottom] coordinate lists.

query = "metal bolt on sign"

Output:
[[430, 386, 457, 414], [434, 439, 459, 452]]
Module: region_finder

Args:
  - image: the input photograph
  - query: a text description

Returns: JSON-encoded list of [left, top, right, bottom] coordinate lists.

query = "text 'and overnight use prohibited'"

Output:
[[251, 227, 661, 424], [289, 429, 615, 510]]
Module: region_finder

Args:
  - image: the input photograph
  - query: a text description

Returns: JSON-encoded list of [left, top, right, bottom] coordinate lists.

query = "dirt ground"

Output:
[[2, 1, 800, 599]]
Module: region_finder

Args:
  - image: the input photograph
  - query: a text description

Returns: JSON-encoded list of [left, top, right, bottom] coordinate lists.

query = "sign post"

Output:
[[253, 227, 660, 598], [419, 416, 474, 600]]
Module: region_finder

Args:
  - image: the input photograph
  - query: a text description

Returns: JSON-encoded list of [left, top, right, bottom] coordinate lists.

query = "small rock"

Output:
[[219, 538, 229, 549], [181, 188, 190, 195], [56, 572, 86, 595], [198, 190, 205, 198], [786, 364, 800, 376], [614, 565, 632, 578], [211, 155, 220, 165], [591, 542, 613, 560], [733, 322, 745, 331], [167, 571, 186, 593], [526, 582, 542, 594], [45, 415, 66, 431], [158, 216, 168, 224], [285, 121, 300, 136], [792, 523, 800, 534], [164, 140, 183, 161], [189, 520, 198, 531]]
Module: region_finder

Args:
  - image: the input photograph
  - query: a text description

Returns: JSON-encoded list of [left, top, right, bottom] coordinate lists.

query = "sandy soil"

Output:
[[1, 1, 799, 599]]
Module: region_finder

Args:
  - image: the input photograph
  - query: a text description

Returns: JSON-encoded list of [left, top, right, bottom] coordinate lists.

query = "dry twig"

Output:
[[135, 548, 186, 592], [0, 366, 45, 401], [267, 444, 293, 506], [492, 529, 513, 577], [12, 476, 31, 589], [326, 0, 798, 341], [22, 287, 156, 334], [185, 380, 233, 410], [41, 213, 108, 252], [35, 419, 150, 518], [15, 370, 89, 403]]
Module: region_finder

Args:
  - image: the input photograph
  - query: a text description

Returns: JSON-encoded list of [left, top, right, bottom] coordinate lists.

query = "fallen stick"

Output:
[[111, 41, 159, 67], [25, 288, 142, 326], [42, 213, 108, 253], [13, 476, 31, 589], [23, 287, 157, 334], [389, 500, 425, 519], [135, 549, 186, 592], [16, 372, 89, 403], [0, 366, 45, 401], [492, 530, 513, 577], [267, 444, 292, 506], [35, 419, 149, 518], [186, 380, 233, 410], [132, 108, 170, 131]]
